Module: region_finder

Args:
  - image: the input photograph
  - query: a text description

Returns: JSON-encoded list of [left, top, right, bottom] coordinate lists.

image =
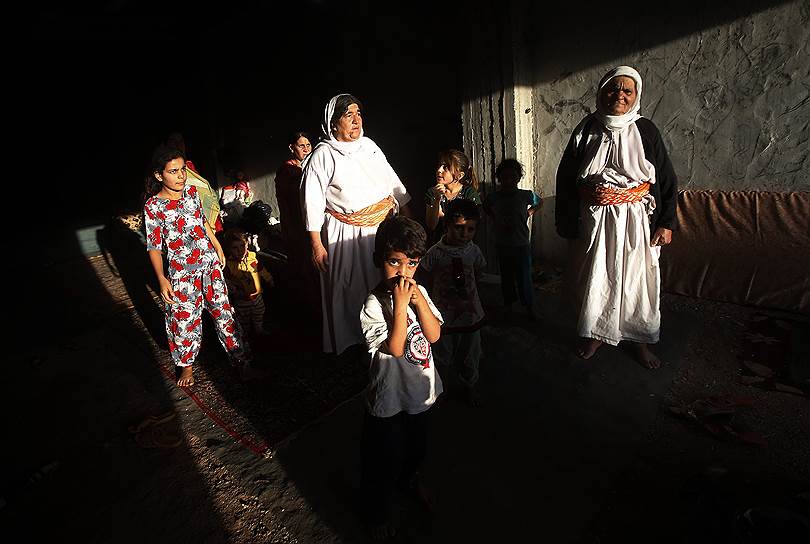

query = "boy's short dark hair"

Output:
[[444, 198, 481, 223], [373, 215, 427, 265]]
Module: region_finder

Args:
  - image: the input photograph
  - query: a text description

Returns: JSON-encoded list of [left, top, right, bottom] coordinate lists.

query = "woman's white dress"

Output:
[[575, 174, 661, 346], [301, 137, 410, 354]]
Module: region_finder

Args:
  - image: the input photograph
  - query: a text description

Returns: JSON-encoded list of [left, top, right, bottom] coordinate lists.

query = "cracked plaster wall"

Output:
[[532, 2, 809, 195]]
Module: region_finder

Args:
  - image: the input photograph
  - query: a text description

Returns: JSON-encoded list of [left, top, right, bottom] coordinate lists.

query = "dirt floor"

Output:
[[2, 220, 808, 543]]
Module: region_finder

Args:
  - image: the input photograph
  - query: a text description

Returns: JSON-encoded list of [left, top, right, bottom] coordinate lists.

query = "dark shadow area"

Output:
[[98, 218, 168, 348], [589, 459, 810, 543], [270, 282, 699, 542], [504, 0, 796, 87], [1, 220, 228, 541]]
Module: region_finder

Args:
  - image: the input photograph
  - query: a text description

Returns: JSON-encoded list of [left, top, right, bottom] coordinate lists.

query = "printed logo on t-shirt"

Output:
[[404, 316, 431, 368]]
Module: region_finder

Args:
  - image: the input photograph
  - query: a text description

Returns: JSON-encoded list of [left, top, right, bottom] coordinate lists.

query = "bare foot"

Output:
[[577, 338, 603, 359], [368, 522, 396, 541], [176, 366, 194, 387], [634, 343, 662, 369]]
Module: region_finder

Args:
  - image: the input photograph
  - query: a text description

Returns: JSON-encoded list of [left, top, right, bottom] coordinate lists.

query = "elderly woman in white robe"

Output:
[[555, 66, 678, 369], [302, 94, 412, 354]]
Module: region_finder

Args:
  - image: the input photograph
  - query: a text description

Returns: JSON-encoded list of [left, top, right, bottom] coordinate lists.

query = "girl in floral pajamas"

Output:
[[144, 145, 251, 387]]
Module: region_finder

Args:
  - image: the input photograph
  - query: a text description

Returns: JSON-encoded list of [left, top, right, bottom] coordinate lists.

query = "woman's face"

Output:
[[290, 137, 312, 162], [333, 103, 362, 142], [600, 75, 637, 115]]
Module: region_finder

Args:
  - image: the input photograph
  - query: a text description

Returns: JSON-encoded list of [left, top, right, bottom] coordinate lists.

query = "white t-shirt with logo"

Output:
[[360, 285, 444, 417]]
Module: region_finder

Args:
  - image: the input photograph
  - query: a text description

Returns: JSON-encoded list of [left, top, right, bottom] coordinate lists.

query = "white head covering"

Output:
[[595, 66, 643, 131], [579, 66, 656, 189], [319, 93, 370, 156], [300, 93, 410, 230]]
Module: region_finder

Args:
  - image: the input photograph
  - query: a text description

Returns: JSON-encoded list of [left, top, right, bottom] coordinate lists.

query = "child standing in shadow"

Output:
[[420, 198, 487, 406], [483, 158, 542, 320], [221, 227, 273, 338]]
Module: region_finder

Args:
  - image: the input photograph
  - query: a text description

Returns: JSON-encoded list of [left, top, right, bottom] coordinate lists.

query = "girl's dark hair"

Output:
[[289, 131, 311, 146], [495, 158, 524, 180], [444, 197, 481, 223], [144, 145, 186, 200], [330, 94, 363, 133], [373, 215, 427, 264], [438, 149, 479, 191]]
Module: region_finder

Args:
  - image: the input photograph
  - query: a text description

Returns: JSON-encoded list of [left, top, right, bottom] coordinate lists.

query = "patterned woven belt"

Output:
[[578, 182, 650, 206], [326, 195, 396, 226]]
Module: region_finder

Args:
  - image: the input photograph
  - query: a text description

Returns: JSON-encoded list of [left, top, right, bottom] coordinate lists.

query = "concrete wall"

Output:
[[463, 0, 810, 266]]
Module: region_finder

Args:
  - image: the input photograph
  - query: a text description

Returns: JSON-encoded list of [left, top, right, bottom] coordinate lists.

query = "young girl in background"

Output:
[[424, 149, 481, 245], [144, 145, 252, 387]]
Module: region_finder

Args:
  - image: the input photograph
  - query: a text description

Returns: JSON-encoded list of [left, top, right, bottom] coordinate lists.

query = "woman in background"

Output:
[[274, 131, 320, 323]]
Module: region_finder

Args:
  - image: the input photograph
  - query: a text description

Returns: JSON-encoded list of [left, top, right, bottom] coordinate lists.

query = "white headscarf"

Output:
[[318, 93, 371, 156], [595, 66, 643, 130], [579, 66, 656, 188]]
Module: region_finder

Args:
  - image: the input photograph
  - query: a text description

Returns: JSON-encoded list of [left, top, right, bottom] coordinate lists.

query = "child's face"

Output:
[[445, 216, 477, 246], [227, 240, 247, 260], [381, 251, 420, 281], [497, 166, 521, 188], [436, 162, 460, 186], [156, 158, 187, 193]]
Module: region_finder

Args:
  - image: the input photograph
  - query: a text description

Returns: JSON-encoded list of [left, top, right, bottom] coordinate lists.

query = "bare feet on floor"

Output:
[[176, 366, 194, 387], [634, 343, 662, 369], [577, 338, 603, 359]]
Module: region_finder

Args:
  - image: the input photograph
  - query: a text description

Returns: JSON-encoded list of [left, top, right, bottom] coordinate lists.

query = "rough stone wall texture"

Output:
[[533, 2, 810, 194], [464, 0, 810, 267]]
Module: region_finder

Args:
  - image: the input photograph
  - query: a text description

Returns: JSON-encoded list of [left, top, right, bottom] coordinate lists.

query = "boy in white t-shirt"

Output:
[[359, 215, 443, 540]]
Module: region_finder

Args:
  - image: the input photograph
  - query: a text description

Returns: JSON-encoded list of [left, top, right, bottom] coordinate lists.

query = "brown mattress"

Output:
[[660, 190, 810, 314]]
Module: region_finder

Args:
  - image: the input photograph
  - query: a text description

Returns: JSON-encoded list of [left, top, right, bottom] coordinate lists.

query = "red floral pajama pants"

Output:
[[164, 266, 250, 367]]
